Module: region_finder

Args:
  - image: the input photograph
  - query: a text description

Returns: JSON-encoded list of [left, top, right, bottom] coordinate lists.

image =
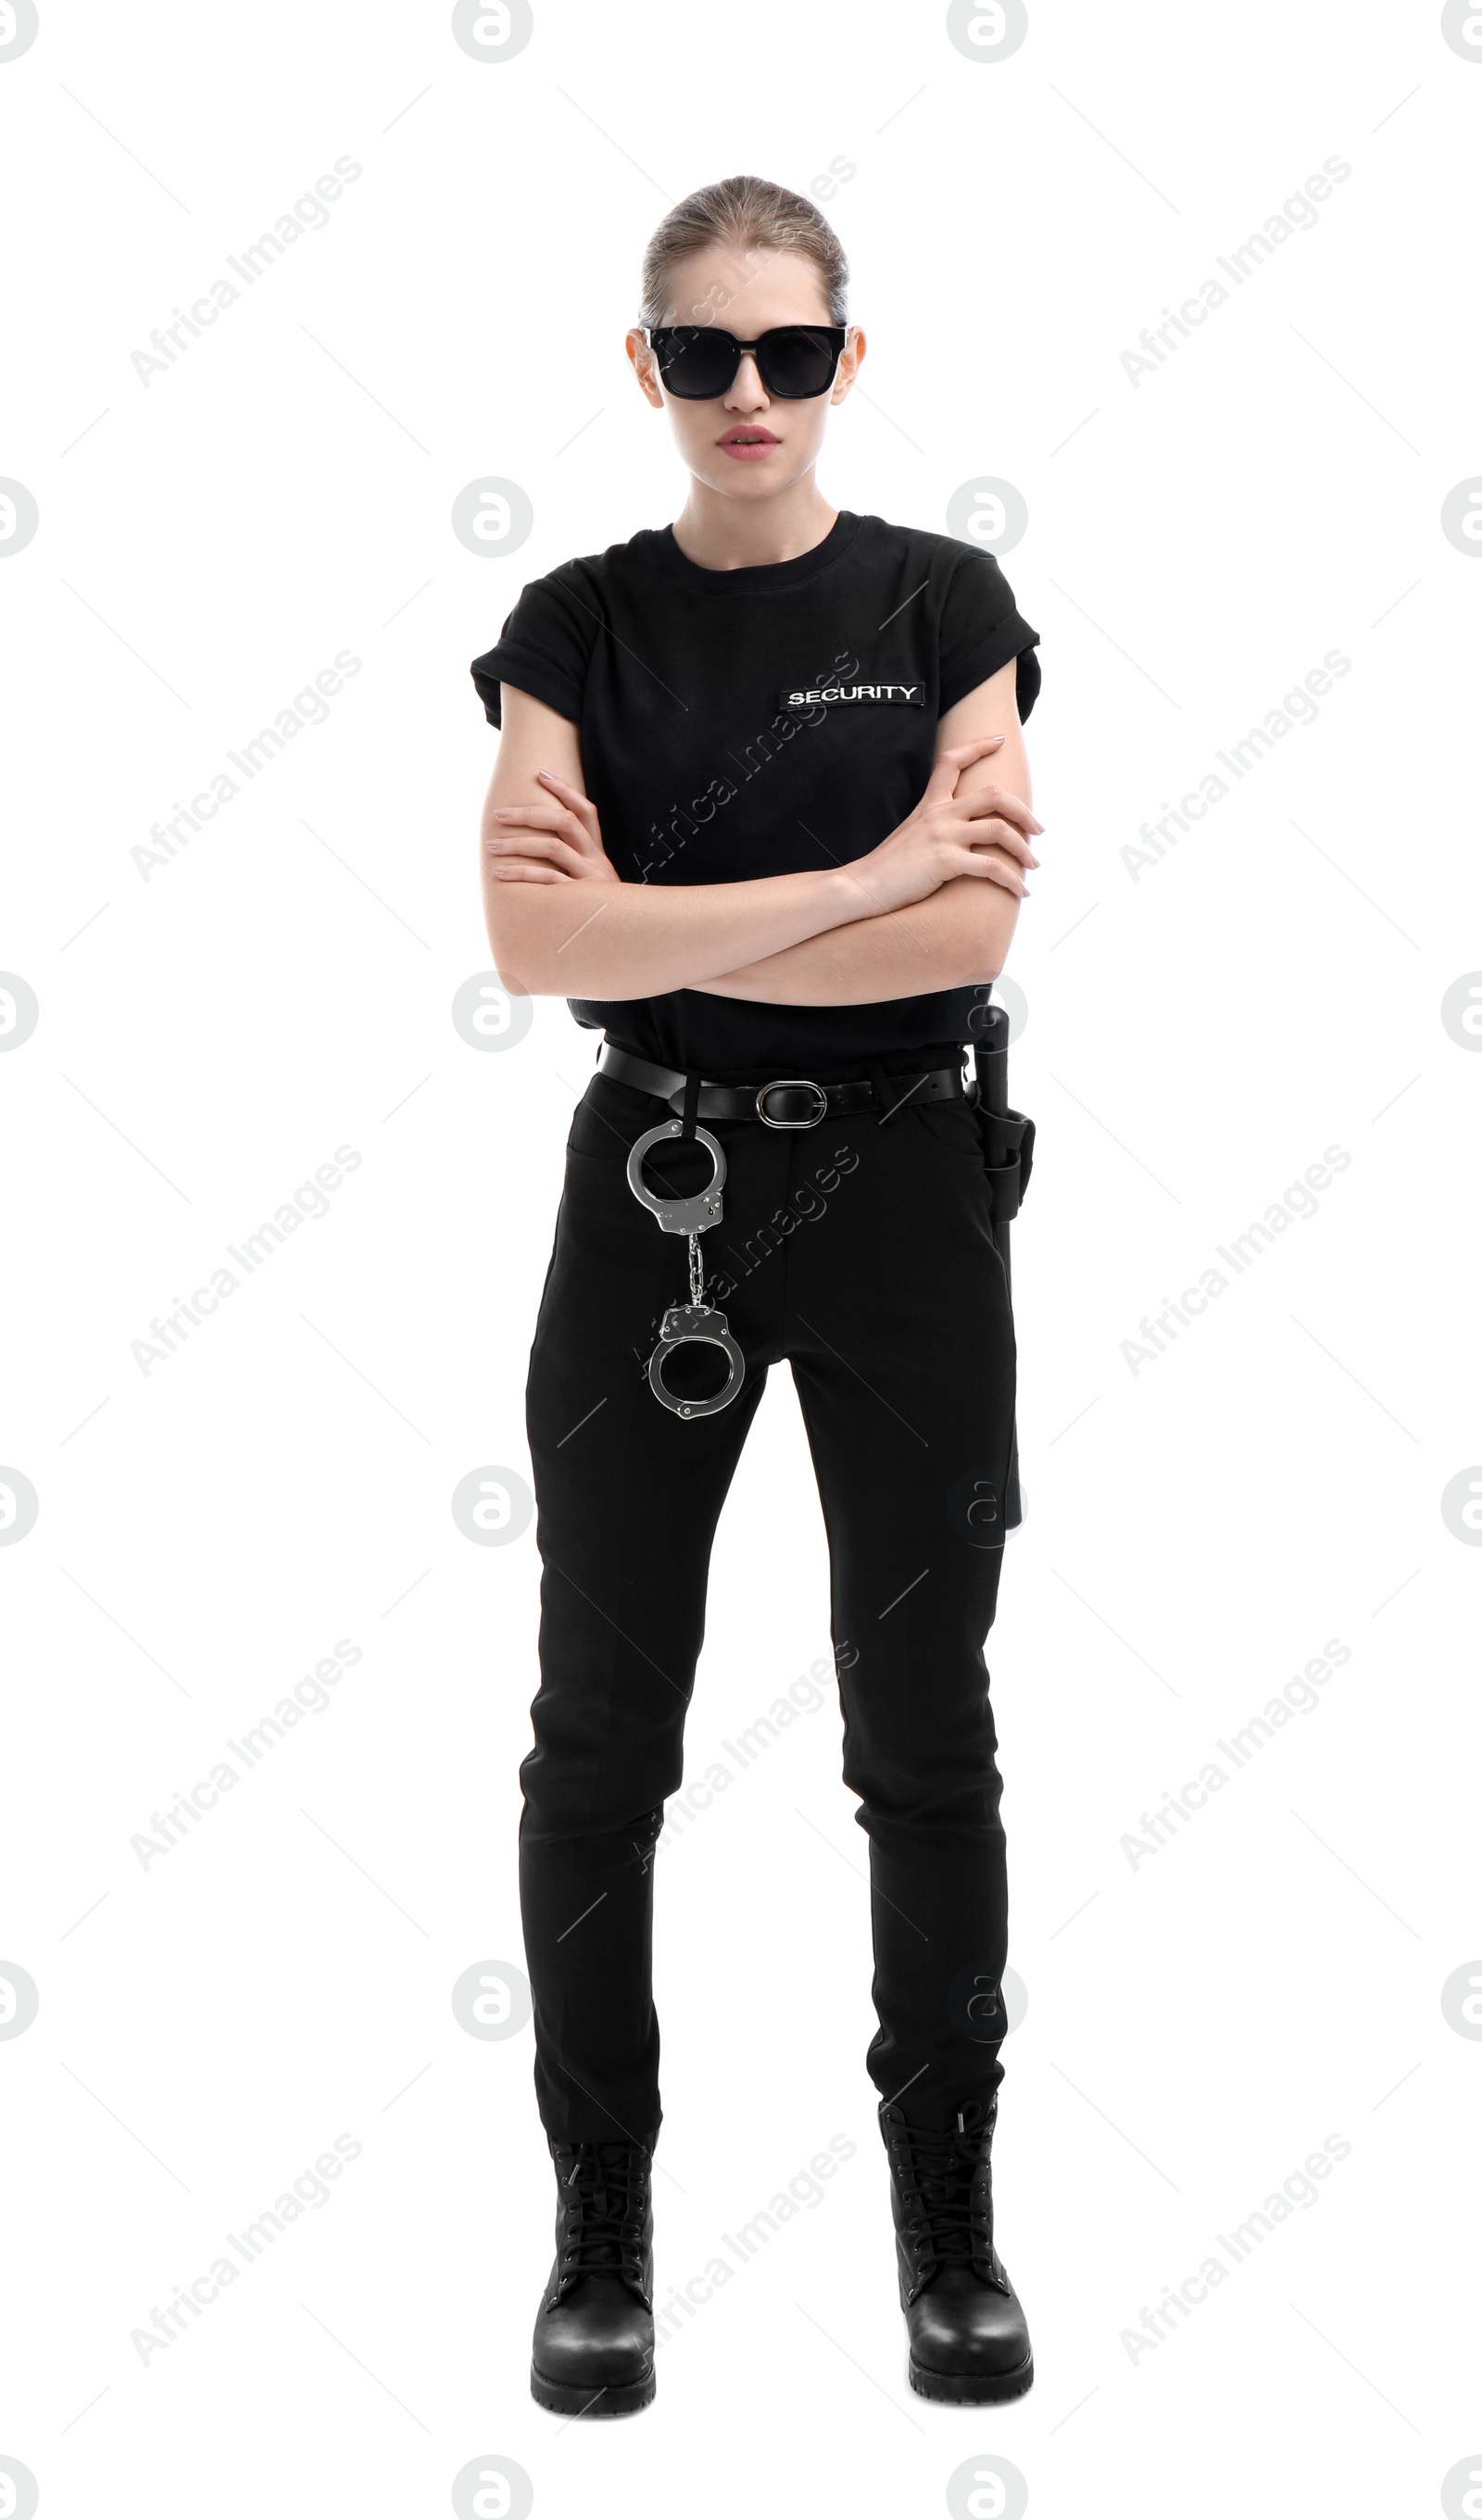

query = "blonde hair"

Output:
[[638, 174, 848, 330]]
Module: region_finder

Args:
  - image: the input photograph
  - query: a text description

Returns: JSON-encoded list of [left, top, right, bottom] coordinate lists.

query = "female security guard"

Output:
[[471, 175, 1043, 2415]]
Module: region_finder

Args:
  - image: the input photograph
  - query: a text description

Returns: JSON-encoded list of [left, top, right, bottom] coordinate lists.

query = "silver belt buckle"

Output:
[[755, 1077, 828, 1130]]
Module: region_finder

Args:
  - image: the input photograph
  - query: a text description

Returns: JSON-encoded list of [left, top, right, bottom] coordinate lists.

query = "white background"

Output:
[[3, 2, 1480, 2514]]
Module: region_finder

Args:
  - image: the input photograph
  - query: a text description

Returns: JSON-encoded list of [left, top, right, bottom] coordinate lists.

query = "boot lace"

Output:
[[556, 2140, 650, 2289], [893, 2103, 993, 2270]]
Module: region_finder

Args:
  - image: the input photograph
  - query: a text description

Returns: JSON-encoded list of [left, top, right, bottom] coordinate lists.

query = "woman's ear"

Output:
[[832, 323, 866, 402], [625, 329, 666, 410]]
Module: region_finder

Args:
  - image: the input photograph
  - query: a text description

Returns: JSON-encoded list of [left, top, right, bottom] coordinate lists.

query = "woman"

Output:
[[471, 174, 1043, 2417]]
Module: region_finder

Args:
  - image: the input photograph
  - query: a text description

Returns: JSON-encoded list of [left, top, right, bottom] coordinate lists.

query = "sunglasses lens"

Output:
[[651, 328, 737, 399], [759, 328, 842, 397], [650, 326, 845, 401]]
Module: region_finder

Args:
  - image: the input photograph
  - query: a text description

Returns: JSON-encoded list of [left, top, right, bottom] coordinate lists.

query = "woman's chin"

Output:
[[689, 455, 808, 500]]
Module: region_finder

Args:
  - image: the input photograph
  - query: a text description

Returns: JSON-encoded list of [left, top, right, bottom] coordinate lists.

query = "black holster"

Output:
[[970, 1007, 1036, 1529]]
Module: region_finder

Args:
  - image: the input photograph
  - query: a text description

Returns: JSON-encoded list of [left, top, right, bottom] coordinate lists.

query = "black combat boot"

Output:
[[879, 2096, 1034, 2402], [529, 2132, 657, 2415]]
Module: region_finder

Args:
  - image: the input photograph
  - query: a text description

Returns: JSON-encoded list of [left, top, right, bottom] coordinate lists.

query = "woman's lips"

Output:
[[717, 430, 780, 461]]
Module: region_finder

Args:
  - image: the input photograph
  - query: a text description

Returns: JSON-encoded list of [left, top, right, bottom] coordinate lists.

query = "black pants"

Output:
[[520, 1049, 1020, 2143]]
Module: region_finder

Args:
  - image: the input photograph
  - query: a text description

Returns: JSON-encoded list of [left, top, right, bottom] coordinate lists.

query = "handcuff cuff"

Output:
[[625, 1119, 746, 1420]]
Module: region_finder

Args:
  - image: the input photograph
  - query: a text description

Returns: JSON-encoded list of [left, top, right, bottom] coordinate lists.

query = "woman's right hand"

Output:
[[485, 768, 619, 885], [843, 736, 1044, 918]]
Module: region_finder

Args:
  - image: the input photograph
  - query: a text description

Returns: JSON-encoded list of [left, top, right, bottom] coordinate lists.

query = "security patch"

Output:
[[779, 681, 925, 708]]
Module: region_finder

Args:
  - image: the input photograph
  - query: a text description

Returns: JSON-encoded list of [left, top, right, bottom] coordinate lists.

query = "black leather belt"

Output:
[[597, 1039, 975, 1130]]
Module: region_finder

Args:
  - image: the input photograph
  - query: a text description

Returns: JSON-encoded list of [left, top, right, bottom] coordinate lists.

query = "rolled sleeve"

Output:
[[470, 569, 597, 727], [938, 549, 1041, 721]]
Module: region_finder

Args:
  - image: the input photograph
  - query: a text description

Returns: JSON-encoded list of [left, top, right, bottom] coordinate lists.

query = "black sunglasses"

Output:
[[645, 323, 848, 402]]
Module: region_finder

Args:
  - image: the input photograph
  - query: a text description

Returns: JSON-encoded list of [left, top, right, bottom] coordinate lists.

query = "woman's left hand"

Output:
[[485, 770, 619, 884]]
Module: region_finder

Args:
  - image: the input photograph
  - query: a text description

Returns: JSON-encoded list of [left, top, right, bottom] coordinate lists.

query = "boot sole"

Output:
[[530, 2363, 656, 2416], [908, 2348, 1034, 2404]]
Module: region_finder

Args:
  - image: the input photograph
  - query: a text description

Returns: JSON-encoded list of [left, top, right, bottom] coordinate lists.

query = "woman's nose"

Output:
[[725, 353, 768, 408]]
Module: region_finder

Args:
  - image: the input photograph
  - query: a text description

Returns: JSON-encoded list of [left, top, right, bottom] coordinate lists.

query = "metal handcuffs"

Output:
[[625, 1119, 745, 1420]]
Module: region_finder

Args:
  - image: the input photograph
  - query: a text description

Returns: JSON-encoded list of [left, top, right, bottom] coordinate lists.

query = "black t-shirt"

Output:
[[470, 508, 1040, 1072]]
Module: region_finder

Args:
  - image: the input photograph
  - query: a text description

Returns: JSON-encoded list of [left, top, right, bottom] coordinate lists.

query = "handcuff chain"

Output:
[[622, 1104, 743, 1419]]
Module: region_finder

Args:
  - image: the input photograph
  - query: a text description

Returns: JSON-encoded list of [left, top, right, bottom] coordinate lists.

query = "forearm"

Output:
[[691, 874, 1022, 1007], [484, 860, 862, 999]]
